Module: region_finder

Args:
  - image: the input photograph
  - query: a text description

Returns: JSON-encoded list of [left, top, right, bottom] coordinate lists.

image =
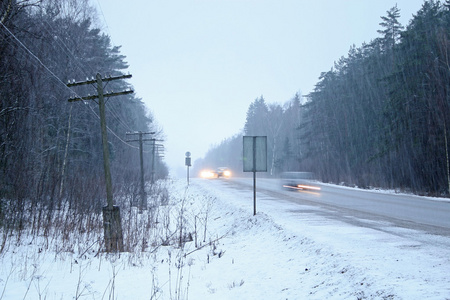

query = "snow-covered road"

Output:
[[190, 178, 450, 299], [1, 178, 449, 299], [225, 177, 450, 233]]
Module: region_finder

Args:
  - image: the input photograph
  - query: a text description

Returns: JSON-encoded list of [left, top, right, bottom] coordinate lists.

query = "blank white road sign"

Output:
[[243, 136, 267, 172]]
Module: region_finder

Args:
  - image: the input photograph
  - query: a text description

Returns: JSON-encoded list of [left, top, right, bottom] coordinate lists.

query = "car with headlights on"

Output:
[[216, 167, 231, 178], [200, 169, 218, 179], [281, 172, 321, 191]]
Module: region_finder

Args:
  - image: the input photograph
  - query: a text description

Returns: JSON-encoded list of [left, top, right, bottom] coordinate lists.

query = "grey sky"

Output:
[[94, 0, 425, 177]]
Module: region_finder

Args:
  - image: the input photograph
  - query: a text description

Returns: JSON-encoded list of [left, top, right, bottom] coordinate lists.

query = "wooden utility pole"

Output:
[[151, 138, 156, 184], [67, 73, 133, 252], [126, 131, 155, 211], [151, 142, 165, 184]]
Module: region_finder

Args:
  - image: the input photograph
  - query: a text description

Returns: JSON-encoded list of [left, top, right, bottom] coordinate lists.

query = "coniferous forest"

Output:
[[0, 1, 449, 297], [1, 0, 168, 230], [195, 1, 450, 197], [1, 0, 450, 237]]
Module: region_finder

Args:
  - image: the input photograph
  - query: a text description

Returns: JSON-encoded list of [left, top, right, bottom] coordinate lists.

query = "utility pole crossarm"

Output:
[[68, 90, 134, 102], [126, 131, 155, 135], [67, 78, 96, 87], [66, 74, 132, 87], [68, 94, 99, 102], [102, 74, 132, 82], [126, 139, 157, 143]]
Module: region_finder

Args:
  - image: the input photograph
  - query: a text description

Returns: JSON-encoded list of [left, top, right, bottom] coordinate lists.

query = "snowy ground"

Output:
[[1, 178, 449, 299]]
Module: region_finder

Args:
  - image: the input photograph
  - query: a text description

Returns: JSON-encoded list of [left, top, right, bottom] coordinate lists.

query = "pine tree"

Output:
[[377, 4, 404, 52]]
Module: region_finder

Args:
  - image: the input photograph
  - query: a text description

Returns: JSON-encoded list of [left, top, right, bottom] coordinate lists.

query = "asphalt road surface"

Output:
[[217, 177, 450, 237]]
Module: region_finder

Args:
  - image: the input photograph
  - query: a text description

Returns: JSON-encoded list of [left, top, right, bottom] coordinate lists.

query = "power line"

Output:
[[91, 0, 140, 134], [83, 101, 140, 149], [40, 17, 97, 81], [0, 20, 75, 95], [38, 17, 139, 134], [95, 0, 116, 46], [0, 19, 140, 150], [106, 105, 135, 132]]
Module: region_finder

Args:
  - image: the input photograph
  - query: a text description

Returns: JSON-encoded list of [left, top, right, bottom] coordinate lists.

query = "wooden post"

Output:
[[126, 132, 157, 210], [138, 132, 147, 211], [67, 73, 132, 252], [96, 73, 114, 210], [96, 73, 124, 251], [102, 206, 124, 252], [151, 138, 156, 184]]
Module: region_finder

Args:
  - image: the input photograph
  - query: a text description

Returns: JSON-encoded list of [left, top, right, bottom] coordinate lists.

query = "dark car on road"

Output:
[[281, 172, 321, 191]]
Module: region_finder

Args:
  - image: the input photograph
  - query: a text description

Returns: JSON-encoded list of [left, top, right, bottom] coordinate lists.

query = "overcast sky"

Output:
[[94, 0, 425, 177]]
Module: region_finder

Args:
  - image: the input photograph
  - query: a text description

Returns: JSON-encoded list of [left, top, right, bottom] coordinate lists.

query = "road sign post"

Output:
[[185, 151, 191, 185], [243, 136, 267, 215]]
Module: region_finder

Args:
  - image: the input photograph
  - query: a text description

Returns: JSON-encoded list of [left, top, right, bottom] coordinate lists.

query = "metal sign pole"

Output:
[[185, 151, 191, 186], [253, 171, 256, 215], [253, 136, 257, 215], [243, 136, 267, 216]]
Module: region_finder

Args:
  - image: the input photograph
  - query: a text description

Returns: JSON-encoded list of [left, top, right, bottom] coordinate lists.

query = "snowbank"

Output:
[[0, 178, 449, 299]]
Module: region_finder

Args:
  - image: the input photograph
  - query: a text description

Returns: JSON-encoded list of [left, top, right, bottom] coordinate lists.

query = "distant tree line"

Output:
[[194, 94, 304, 177], [195, 0, 450, 196], [0, 0, 168, 229]]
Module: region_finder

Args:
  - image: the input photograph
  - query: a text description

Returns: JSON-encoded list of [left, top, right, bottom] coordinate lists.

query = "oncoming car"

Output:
[[200, 169, 217, 179], [281, 172, 321, 191], [216, 167, 231, 178], [200, 167, 232, 179]]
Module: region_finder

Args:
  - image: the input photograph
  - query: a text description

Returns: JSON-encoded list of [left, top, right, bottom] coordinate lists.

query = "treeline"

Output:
[[195, 0, 450, 196], [0, 0, 168, 223], [194, 94, 304, 177]]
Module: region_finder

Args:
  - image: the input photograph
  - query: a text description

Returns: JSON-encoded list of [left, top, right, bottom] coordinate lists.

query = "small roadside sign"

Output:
[[185, 151, 191, 185], [243, 136, 267, 215], [243, 136, 267, 172]]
